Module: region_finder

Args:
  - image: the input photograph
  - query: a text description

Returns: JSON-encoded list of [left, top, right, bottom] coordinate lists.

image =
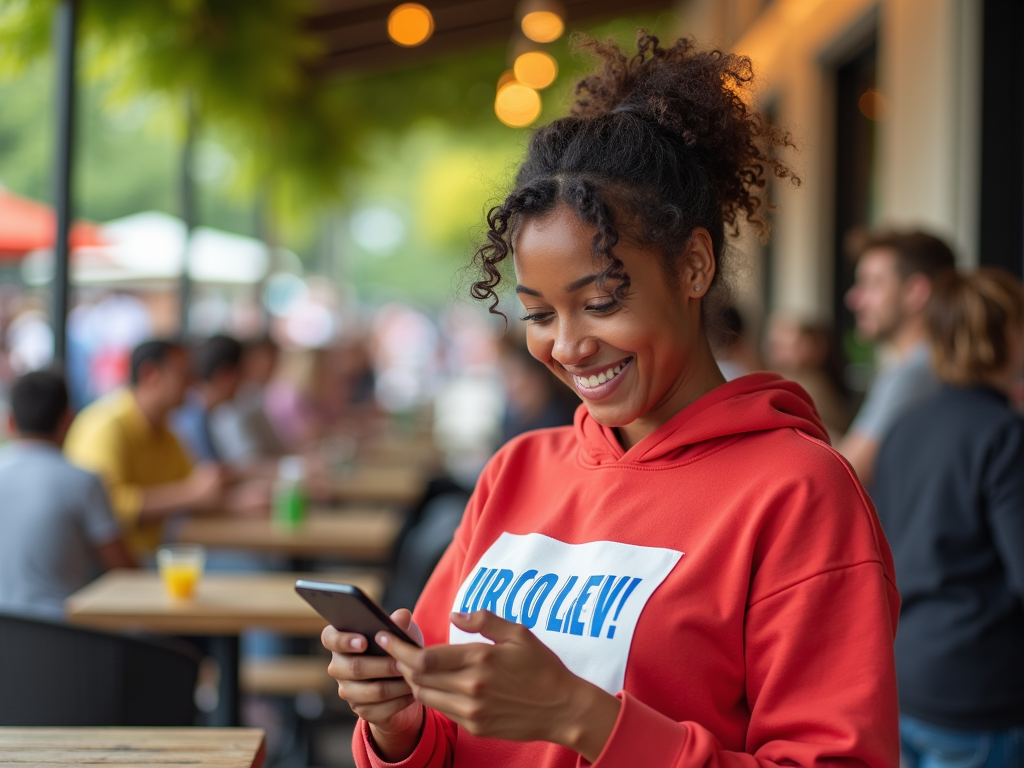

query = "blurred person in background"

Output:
[[766, 313, 851, 440], [70, 291, 153, 407], [173, 334, 245, 463], [0, 370, 134, 619], [64, 339, 230, 556], [872, 268, 1024, 768], [837, 229, 956, 485], [337, 338, 377, 418], [173, 335, 272, 508], [265, 346, 333, 448], [710, 305, 762, 380], [7, 304, 53, 375], [209, 335, 288, 466]]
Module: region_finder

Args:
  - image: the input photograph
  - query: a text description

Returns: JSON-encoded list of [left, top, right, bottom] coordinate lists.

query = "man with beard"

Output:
[[837, 229, 956, 485]]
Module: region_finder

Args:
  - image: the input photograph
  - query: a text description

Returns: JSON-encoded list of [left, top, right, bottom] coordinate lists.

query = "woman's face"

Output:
[[514, 205, 720, 448]]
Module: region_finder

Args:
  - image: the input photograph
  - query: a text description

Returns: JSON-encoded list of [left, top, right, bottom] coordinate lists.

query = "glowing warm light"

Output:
[[497, 69, 518, 90], [495, 81, 542, 127], [521, 11, 564, 43], [858, 88, 890, 121], [387, 3, 434, 47], [513, 50, 558, 90]]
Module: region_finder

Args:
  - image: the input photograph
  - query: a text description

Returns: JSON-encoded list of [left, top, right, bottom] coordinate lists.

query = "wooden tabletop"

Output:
[[0, 727, 265, 768], [65, 570, 382, 636], [176, 508, 403, 560], [360, 433, 439, 468], [328, 464, 425, 505]]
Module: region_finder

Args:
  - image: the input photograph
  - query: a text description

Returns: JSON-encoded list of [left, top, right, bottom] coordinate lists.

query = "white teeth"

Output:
[[574, 358, 630, 389]]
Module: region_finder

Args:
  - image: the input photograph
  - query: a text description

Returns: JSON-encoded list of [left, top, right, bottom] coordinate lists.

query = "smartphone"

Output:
[[295, 579, 416, 656]]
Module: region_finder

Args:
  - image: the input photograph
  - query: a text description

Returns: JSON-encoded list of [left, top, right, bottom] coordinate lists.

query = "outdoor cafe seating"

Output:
[[0, 613, 199, 727]]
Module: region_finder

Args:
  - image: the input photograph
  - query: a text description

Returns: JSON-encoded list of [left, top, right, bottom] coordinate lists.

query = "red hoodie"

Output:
[[354, 374, 900, 768]]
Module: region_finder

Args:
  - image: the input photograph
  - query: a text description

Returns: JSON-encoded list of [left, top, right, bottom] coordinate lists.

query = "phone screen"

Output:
[[295, 580, 415, 655]]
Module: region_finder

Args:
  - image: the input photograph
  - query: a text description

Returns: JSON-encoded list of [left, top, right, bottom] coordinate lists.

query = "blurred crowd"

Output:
[[0, 225, 1022, 762]]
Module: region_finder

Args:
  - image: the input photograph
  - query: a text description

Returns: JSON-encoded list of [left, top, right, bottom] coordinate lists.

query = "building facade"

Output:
[[677, 0, 1023, 345]]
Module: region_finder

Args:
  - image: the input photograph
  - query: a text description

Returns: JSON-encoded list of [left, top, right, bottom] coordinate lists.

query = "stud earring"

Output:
[[694, 284, 702, 292]]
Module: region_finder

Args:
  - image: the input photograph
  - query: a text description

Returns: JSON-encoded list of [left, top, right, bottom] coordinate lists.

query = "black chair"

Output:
[[0, 612, 200, 726]]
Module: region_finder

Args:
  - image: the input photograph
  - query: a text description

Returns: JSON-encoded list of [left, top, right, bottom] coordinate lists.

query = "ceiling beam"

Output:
[[306, 0, 676, 77]]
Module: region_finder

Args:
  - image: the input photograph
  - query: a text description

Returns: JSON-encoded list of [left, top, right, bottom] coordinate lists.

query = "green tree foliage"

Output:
[[0, 56, 252, 235], [0, 1, 676, 303]]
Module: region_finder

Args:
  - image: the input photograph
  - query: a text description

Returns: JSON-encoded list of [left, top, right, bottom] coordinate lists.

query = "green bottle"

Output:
[[273, 456, 306, 529]]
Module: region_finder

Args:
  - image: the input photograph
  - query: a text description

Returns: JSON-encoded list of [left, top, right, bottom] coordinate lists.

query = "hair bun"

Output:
[[571, 31, 797, 238]]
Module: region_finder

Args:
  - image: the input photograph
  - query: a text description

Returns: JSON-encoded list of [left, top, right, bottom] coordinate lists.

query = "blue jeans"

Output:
[[901, 714, 1024, 768]]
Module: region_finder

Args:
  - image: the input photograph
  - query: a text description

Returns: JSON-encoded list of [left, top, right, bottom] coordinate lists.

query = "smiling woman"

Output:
[[323, 32, 902, 768], [513, 207, 723, 448]]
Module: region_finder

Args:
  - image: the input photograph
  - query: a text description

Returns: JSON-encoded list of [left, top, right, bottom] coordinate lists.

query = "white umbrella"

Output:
[[22, 210, 288, 286]]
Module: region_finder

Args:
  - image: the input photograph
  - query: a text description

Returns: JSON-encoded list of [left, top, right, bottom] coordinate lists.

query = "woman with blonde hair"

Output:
[[873, 268, 1024, 768]]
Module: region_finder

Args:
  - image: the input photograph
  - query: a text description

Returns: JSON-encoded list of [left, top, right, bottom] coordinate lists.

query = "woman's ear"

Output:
[[680, 227, 716, 299]]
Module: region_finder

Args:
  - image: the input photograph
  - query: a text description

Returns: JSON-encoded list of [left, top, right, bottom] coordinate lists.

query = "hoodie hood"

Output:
[[575, 372, 829, 467]]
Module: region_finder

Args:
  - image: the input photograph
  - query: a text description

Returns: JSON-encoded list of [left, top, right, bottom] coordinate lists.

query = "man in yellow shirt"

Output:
[[65, 339, 227, 555]]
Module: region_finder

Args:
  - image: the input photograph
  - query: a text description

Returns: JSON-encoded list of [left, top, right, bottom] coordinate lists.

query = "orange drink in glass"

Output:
[[156, 545, 206, 599]]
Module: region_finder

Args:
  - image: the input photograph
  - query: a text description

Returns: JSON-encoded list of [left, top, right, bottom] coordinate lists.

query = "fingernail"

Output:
[[376, 633, 389, 647], [349, 637, 365, 651], [451, 611, 469, 620]]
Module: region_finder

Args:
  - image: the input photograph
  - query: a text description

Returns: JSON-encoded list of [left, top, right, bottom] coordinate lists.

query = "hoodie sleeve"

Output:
[[349, 539, 465, 768], [350, 448, 510, 768], [582, 561, 900, 768]]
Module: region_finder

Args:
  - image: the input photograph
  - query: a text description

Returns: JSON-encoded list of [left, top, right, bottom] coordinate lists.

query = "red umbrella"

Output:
[[0, 189, 105, 260]]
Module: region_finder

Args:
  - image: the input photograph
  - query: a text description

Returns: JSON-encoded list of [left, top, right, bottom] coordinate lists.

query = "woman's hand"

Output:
[[378, 610, 621, 763], [322, 609, 425, 761]]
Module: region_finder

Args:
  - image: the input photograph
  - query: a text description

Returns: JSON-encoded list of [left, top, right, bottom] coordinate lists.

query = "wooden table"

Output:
[[175, 508, 403, 561], [0, 727, 265, 768], [360, 433, 439, 468], [328, 464, 425, 505], [65, 571, 382, 728]]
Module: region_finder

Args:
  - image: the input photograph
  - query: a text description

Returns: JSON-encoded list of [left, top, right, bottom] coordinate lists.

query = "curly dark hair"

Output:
[[470, 32, 797, 322]]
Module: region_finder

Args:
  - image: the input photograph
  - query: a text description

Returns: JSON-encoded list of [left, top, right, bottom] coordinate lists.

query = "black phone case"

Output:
[[295, 580, 415, 656]]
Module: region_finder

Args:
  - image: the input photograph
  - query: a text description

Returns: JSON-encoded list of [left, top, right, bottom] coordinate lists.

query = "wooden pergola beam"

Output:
[[304, 0, 675, 76]]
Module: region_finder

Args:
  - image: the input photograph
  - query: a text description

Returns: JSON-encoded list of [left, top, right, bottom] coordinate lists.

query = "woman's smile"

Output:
[[569, 356, 633, 399]]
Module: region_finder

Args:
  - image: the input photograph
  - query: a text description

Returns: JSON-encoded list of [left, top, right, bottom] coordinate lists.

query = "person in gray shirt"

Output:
[[838, 229, 957, 486], [0, 370, 133, 619]]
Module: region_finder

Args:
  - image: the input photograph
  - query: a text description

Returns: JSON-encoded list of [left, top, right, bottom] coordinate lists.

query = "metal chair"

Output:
[[0, 612, 200, 726]]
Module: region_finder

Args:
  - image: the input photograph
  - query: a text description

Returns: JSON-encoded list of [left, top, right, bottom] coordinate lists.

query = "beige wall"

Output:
[[677, 0, 982, 324], [879, 0, 980, 266]]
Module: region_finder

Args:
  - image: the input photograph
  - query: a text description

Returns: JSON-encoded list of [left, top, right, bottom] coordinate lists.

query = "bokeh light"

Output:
[[497, 69, 518, 90], [513, 50, 558, 90], [495, 81, 542, 127], [521, 11, 564, 43], [858, 88, 890, 121], [387, 3, 435, 47]]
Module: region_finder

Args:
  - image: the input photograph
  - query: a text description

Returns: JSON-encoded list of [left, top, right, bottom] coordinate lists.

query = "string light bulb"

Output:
[[516, 0, 566, 43], [513, 50, 558, 90], [495, 80, 542, 127], [387, 3, 435, 47], [521, 11, 563, 42]]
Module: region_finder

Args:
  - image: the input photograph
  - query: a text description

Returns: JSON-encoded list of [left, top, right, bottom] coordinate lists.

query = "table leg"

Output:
[[208, 635, 241, 727]]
